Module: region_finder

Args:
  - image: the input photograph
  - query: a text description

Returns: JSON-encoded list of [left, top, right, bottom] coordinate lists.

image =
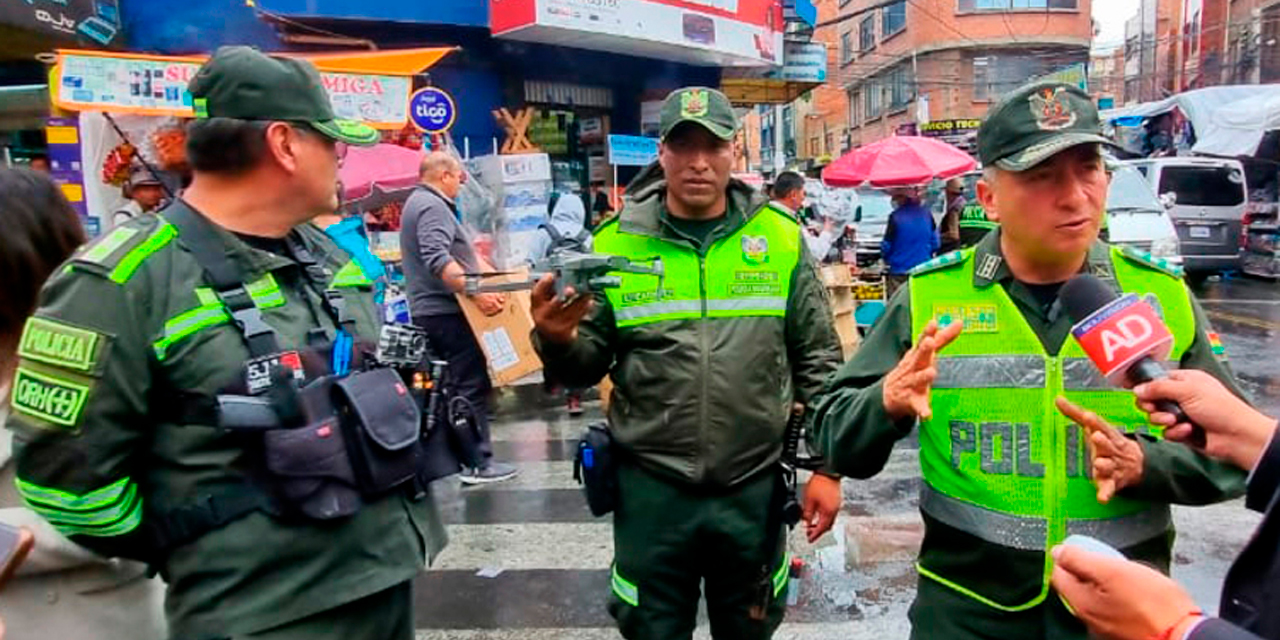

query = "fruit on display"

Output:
[[101, 142, 136, 186]]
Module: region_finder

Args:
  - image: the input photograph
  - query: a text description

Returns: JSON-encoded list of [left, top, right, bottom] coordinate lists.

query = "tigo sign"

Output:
[[409, 87, 457, 133]]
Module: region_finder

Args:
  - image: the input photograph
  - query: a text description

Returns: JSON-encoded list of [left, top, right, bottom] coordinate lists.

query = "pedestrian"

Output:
[[112, 163, 166, 227], [586, 179, 614, 229], [6, 46, 448, 640], [1052, 369, 1280, 640], [769, 171, 806, 218], [530, 86, 845, 640], [813, 80, 1248, 640], [938, 177, 965, 254], [0, 168, 166, 640], [879, 185, 938, 300], [400, 150, 518, 485], [528, 183, 592, 416]]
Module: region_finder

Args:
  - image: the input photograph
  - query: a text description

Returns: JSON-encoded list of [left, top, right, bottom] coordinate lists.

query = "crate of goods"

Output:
[[457, 270, 543, 386], [821, 265, 860, 358]]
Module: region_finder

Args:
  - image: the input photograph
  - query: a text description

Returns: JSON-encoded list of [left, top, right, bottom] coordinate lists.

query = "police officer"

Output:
[[813, 81, 1247, 640], [957, 199, 997, 248], [7, 47, 445, 639], [530, 87, 844, 639]]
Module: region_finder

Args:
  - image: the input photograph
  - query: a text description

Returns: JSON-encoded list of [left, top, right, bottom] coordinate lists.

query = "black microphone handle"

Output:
[[1125, 358, 1206, 449]]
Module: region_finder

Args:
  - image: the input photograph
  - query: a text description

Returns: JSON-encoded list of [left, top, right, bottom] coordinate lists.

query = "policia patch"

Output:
[[10, 317, 109, 431], [18, 317, 103, 372]]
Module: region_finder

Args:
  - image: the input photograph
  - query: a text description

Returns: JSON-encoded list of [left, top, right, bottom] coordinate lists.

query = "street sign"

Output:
[[607, 135, 659, 167], [409, 87, 457, 134]]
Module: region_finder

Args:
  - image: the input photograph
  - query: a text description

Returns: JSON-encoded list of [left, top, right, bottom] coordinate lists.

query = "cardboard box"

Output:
[[457, 271, 543, 387]]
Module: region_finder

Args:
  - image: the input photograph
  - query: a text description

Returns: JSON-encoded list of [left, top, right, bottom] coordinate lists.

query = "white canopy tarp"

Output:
[[1099, 85, 1280, 157]]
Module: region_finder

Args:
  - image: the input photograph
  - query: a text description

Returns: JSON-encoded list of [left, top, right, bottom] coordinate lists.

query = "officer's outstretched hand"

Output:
[[532, 273, 595, 346], [883, 320, 963, 421], [1055, 397, 1144, 504], [802, 472, 841, 543]]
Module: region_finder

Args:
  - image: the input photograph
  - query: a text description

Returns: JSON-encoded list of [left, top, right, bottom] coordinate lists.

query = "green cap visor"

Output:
[[662, 117, 737, 142], [994, 132, 1116, 172], [311, 119, 380, 146]]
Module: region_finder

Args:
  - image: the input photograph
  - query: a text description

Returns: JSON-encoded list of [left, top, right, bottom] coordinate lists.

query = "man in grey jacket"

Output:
[[401, 151, 518, 484]]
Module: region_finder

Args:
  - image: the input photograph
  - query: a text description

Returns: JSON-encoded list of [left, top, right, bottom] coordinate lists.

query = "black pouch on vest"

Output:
[[333, 368, 421, 495], [573, 422, 618, 517], [262, 377, 363, 520]]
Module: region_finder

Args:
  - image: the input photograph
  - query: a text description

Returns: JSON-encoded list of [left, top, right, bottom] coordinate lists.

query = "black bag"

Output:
[[261, 377, 363, 520], [573, 422, 618, 517], [333, 367, 422, 495]]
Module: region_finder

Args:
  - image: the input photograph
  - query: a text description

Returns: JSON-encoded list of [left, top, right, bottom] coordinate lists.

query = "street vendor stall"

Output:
[[44, 47, 455, 237]]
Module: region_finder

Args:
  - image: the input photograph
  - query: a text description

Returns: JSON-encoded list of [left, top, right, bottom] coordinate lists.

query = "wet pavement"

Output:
[[413, 275, 1280, 640]]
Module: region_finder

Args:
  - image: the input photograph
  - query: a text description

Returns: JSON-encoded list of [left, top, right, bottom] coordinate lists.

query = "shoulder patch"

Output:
[[909, 250, 970, 276], [1116, 245, 1184, 278], [10, 366, 91, 431], [70, 216, 176, 283], [17, 317, 110, 375]]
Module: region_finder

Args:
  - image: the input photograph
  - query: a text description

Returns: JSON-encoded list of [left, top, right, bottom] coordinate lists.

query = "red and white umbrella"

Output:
[[339, 143, 423, 204], [822, 136, 977, 189]]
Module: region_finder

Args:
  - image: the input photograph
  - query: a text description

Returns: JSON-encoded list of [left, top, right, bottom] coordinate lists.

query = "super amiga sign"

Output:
[[54, 51, 412, 128]]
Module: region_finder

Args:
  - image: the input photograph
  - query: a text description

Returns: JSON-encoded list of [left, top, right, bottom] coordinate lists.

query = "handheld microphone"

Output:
[[1060, 274, 1205, 448]]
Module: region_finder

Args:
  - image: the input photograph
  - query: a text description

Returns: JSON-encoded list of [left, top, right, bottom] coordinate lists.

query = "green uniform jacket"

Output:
[[7, 202, 446, 638], [813, 230, 1246, 603], [534, 169, 843, 488]]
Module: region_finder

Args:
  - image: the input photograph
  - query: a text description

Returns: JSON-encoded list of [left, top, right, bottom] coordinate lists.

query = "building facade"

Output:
[[837, 0, 1092, 149]]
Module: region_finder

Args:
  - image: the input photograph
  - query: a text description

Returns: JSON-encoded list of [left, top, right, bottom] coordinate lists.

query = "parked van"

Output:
[[1106, 163, 1183, 267], [1125, 157, 1248, 278]]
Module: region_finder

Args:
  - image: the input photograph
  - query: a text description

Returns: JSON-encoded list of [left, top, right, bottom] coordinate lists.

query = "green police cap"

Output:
[[659, 87, 739, 142], [977, 80, 1115, 172], [188, 46, 379, 146]]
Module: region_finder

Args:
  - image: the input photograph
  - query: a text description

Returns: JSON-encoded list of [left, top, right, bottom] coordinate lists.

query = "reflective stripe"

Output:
[[614, 300, 701, 323], [331, 259, 372, 288], [772, 550, 790, 598], [109, 222, 177, 283], [920, 484, 1047, 551], [26, 484, 139, 527], [79, 226, 140, 265], [921, 484, 1172, 551], [614, 297, 788, 324], [16, 476, 132, 512], [934, 355, 1046, 389], [611, 564, 639, 606], [959, 220, 999, 230], [44, 503, 143, 538], [1062, 358, 1179, 391], [917, 562, 1047, 612], [1066, 506, 1172, 549], [152, 276, 287, 360]]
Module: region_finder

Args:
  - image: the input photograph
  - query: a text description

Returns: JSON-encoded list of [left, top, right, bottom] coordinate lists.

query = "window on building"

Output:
[[810, 137, 821, 156], [860, 15, 876, 52], [887, 65, 915, 109], [850, 89, 862, 125], [958, 0, 1076, 10], [864, 82, 883, 118], [973, 54, 1069, 101], [882, 2, 907, 37], [825, 131, 835, 155], [841, 31, 854, 64]]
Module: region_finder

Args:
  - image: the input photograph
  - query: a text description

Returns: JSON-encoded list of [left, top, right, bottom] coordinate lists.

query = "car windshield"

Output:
[[1108, 166, 1164, 212], [855, 189, 894, 223], [1157, 165, 1246, 206]]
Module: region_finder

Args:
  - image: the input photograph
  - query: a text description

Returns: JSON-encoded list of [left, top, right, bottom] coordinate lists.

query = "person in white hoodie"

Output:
[[0, 168, 166, 640], [529, 186, 594, 414]]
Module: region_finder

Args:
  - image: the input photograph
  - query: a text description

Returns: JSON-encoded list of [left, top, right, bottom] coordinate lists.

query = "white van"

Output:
[[1125, 157, 1248, 278], [1106, 163, 1183, 267]]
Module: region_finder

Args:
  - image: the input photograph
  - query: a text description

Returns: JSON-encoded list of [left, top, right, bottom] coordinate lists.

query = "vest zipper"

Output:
[[697, 252, 710, 483], [1045, 357, 1066, 580]]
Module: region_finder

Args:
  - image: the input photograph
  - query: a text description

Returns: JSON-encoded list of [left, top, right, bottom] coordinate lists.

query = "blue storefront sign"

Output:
[[409, 87, 457, 134], [608, 135, 659, 167]]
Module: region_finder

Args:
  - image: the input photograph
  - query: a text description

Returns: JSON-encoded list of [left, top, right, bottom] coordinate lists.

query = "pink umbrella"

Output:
[[339, 143, 423, 201], [822, 136, 977, 189]]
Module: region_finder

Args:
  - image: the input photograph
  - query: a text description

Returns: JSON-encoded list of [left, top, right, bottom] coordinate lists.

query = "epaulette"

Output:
[[909, 249, 970, 276], [1116, 244, 1185, 278], [67, 215, 176, 284]]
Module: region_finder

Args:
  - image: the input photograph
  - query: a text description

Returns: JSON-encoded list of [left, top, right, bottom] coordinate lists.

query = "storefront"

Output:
[[44, 47, 454, 236]]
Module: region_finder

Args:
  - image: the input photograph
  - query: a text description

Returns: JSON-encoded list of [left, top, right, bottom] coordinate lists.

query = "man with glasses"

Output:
[[7, 47, 445, 639], [401, 151, 518, 484]]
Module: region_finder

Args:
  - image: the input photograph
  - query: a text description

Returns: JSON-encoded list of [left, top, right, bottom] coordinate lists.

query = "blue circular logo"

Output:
[[409, 87, 456, 134]]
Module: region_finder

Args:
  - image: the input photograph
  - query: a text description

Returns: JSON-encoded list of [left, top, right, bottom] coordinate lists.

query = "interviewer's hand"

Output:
[[882, 320, 963, 421], [1056, 397, 1144, 504], [1134, 369, 1277, 471], [531, 274, 594, 345], [1051, 545, 1201, 640], [470, 292, 506, 317]]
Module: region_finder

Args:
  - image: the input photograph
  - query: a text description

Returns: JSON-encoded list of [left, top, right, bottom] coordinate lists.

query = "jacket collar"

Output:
[[167, 199, 322, 281], [971, 229, 1114, 289], [616, 167, 770, 242]]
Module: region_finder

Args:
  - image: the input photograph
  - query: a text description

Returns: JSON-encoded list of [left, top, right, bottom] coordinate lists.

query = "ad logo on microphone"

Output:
[[1070, 294, 1173, 384]]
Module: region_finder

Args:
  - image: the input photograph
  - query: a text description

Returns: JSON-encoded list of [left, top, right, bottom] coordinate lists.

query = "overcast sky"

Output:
[[1093, 0, 1141, 52]]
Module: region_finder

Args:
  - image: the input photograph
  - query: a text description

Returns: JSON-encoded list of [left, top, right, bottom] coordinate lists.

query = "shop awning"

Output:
[[1100, 85, 1280, 157], [50, 47, 456, 129], [721, 42, 827, 105]]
